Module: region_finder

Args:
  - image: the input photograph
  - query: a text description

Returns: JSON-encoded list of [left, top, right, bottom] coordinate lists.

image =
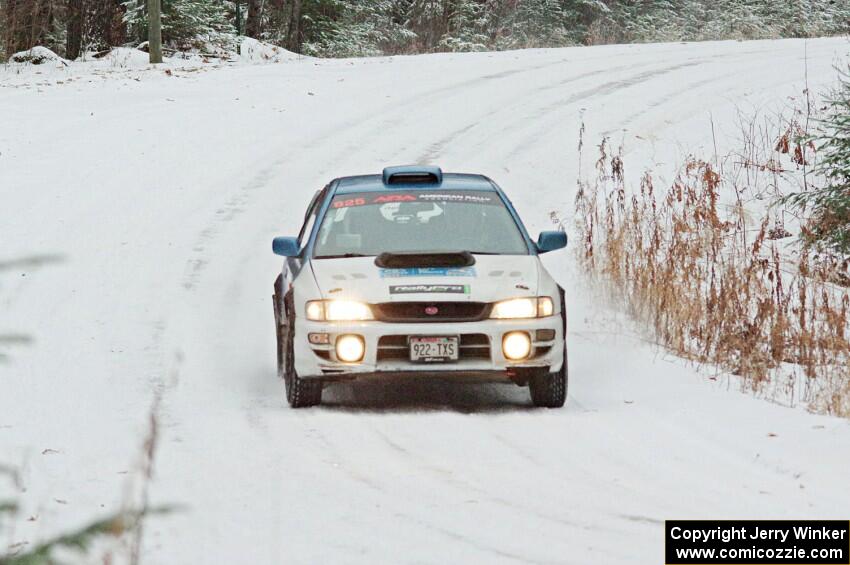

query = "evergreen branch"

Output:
[[0, 506, 176, 565]]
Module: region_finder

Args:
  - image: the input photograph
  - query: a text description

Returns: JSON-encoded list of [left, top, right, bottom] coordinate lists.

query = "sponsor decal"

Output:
[[331, 197, 366, 208], [389, 284, 469, 294], [417, 192, 496, 204], [372, 194, 418, 203], [380, 267, 477, 278], [330, 191, 499, 208]]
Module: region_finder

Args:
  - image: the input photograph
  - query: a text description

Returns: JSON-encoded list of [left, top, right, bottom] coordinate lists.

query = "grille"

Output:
[[372, 302, 490, 323], [377, 334, 491, 361]]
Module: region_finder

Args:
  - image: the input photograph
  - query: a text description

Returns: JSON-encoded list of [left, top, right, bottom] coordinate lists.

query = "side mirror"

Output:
[[272, 236, 300, 257], [536, 231, 567, 253]]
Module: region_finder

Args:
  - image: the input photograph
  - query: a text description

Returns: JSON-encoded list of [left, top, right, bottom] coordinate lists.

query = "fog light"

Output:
[[335, 334, 365, 363], [502, 331, 532, 360], [308, 332, 330, 345]]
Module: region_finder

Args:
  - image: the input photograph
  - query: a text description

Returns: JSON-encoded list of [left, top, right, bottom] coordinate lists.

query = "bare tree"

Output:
[[246, 0, 262, 38], [286, 0, 301, 53], [94, 0, 126, 48], [65, 0, 82, 59], [0, 0, 13, 57], [3, 0, 54, 54]]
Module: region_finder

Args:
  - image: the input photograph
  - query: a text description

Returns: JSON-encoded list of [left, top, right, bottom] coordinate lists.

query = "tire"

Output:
[[273, 277, 284, 376], [280, 292, 322, 408], [529, 347, 568, 408]]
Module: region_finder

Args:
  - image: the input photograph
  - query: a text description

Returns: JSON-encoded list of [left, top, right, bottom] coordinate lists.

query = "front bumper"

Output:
[[293, 316, 564, 381]]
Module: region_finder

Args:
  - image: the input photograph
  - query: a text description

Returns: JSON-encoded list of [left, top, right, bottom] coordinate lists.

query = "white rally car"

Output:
[[272, 166, 568, 408]]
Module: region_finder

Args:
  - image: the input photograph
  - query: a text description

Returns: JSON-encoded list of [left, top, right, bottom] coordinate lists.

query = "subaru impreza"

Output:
[[272, 166, 568, 408]]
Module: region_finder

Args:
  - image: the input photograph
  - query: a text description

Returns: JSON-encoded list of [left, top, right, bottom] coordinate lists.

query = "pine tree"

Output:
[[300, 0, 413, 57], [787, 67, 850, 255], [484, 0, 570, 49], [123, 0, 234, 46]]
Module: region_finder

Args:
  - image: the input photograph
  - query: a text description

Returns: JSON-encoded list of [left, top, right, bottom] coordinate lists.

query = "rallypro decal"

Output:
[[389, 284, 470, 294]]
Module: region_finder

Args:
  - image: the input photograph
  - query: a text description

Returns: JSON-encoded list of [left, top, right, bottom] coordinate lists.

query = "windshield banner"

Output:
[[332, 191, 499, 209]]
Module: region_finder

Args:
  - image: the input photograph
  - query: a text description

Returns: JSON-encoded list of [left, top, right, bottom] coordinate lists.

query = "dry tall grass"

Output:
[[575, 134, 850, 416]]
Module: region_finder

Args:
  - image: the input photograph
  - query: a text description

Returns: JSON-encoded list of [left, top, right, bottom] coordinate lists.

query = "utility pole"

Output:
[[149, 0, 163, 64]]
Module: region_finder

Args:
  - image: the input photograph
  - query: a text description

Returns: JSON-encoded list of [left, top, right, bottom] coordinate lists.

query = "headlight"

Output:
[[305, 300, 373, 321], [305, 301, 325, 321], [490, 297, 554, 319]]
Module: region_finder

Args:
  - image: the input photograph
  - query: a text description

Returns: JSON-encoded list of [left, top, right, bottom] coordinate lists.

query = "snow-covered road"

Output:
[[2, 38, 849, 564]]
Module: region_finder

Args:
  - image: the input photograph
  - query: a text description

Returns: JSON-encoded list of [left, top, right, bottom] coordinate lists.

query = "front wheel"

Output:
[[280, 295, 322, 408], [529, 348, 568, 408]]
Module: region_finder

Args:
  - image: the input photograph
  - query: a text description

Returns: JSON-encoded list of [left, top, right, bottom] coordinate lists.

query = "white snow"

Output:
[[9, 46, 67, 65], [1, 38, 849, 564], [94, 47, 157, 68], [239, 38, 305, 63]]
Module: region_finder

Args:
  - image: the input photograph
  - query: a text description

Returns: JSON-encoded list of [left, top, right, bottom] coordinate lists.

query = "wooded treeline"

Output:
[[2, 0, 848, 61]]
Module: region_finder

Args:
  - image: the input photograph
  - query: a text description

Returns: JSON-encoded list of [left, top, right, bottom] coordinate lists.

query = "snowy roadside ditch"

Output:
[[571, 74, 850, 417]]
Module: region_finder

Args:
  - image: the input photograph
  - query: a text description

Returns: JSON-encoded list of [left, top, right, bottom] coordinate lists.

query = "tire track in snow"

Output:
[[389, 509, 560, 565], [182, 164, 283, 290], [597, 45, 821, 141], [500, 58, 710, 159], [415, 55, 740, 165], [416, 49, 772, 166], [414, 63, 639, 164], [336, 419, 627, 536]]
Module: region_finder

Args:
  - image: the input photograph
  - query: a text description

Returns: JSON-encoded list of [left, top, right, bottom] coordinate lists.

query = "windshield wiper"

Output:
[[314, 253, 371, 259]]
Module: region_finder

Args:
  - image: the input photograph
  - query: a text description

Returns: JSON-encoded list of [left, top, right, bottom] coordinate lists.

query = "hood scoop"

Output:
[[374, 251, 476, 269]]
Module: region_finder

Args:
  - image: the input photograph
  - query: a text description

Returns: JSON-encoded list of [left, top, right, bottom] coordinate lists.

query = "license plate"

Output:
[[409, 336, 459, 363]]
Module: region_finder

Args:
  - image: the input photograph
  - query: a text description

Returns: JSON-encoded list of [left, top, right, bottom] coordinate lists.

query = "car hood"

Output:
[[309, 254, 540, 304]]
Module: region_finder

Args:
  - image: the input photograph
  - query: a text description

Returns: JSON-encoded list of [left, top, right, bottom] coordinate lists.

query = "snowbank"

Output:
[[0, 40, 305, 89], [93, 47, 157, 68], [239, 37, 303, 63], [9, 46, 67, 66]]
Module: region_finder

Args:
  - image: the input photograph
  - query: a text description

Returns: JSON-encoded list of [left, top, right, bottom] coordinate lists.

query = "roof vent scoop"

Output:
[[382, 165, 443, 186], [375, 251, 475, 269]]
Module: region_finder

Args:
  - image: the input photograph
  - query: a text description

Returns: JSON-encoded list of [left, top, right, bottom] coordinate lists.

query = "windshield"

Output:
[[312, 190, 529, 258]]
